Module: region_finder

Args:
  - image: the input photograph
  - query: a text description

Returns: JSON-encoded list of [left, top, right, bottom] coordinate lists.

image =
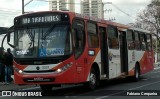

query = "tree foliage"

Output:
[[135, 0, 160, 39], [135, 0, 160, 54]]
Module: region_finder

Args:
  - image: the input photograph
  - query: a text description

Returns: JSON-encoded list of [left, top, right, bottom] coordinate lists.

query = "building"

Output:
[[81, 0, 103, 19], [68, 0, 75, 12], [49, 0, 75, 12]]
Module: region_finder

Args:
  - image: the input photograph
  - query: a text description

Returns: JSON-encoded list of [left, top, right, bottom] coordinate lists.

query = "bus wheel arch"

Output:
[[84, 62, 100, 90]]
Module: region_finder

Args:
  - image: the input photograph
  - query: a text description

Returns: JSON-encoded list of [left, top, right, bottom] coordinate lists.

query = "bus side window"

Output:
[[134, 31, 141, 50], [87, 22, 99, 48], [140, 33, 147, 51], [146, 34, 152, 51], [127, 30, 135, 50], [74, 29, 84, 48], [108, 26, 119, 49], [72, 19, 85, 59]]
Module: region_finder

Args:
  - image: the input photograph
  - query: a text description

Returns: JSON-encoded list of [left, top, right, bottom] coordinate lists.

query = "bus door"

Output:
[[99, 26, 109, 78], [107, 26, 121, 79], [72, 19, 85, 82], [119, 31, 128, 75]]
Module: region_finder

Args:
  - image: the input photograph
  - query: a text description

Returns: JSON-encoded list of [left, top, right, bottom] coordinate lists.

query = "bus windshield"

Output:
[[14, 25, 72, 58]]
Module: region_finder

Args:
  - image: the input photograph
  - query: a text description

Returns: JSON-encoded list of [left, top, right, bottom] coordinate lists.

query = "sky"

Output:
[[0, 0, 152, 27], [104, 0, 152, 24], [0, 0, 152, 50]]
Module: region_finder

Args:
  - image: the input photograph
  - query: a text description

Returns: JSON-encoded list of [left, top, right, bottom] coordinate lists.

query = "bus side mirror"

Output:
[[7, 32, 10, 42], [7, 26, 15, 48]]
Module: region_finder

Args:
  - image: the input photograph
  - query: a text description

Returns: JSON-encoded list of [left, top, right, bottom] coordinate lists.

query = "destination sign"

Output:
[[21, 15, 61, 24]]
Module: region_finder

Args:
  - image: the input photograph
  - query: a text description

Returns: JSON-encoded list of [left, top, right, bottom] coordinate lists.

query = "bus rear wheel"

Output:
[[40, 84, 53, 92], [133, 64, 140, 82]]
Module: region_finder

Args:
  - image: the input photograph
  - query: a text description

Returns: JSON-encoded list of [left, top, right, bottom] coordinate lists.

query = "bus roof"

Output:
[[15, 11, 150, 33], [17, 11, 129, 29], [129, 27, 150, 34]]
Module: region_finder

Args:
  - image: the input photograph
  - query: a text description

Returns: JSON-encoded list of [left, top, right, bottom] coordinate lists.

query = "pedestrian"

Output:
[[4, 48, 13, 84], [0, 47, 6, 84]]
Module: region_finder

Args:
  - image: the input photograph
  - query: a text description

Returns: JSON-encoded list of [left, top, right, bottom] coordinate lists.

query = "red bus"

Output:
[[5, 11, 154, 91]]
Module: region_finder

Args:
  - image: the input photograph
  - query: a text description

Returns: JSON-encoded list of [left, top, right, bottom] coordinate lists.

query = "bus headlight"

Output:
[[14, 67, 23, 74], [56, 62, 73, 73], [18, 70, 23, 74]]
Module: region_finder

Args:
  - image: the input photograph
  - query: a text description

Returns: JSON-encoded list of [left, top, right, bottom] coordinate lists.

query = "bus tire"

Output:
[[40, 84, 52, 92], [133, 64, 140, 82], [84, 67, 99, 90]]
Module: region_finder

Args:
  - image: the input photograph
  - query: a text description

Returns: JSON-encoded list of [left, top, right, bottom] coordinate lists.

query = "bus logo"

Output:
[[36, 66, 40, 70]]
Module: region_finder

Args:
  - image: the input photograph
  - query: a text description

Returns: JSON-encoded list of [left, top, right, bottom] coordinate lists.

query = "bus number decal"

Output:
[[16, 50, 29, 55]]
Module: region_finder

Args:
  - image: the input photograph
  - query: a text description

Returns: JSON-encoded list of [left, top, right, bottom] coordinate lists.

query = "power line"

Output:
[[111, 3, 135, 19]]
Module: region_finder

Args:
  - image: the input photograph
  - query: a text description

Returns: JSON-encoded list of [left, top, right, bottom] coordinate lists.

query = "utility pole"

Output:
[[22, 0, 24, 14], [103, 2, 113, 20], [22, 0, 33, 14]]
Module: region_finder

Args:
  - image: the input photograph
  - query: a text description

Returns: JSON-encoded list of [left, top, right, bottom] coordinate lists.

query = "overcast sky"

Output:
[[0, 0, 152, 27], [0, 0, 152, 49]]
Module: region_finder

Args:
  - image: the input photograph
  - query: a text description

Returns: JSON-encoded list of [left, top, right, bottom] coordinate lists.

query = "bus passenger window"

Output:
[[127, 30, 135, 50], [134, 31, 141, 50], [72, 19, 85, 59], [146, 34, 152, 51], [108, 26, 119, 49], [140, 33, 147, 51], [87, 22, 98, 48]]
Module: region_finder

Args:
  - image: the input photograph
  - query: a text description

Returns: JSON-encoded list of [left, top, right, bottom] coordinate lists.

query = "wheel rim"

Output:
[[90, 72, 96, 86], [135, 68, 139, 79]]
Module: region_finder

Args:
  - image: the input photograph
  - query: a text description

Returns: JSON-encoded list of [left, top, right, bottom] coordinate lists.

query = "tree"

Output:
[[135, 0, 160, 61], [135, 0, 160, 38]]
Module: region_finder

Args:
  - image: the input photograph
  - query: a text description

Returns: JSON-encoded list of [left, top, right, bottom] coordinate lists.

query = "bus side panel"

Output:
[[140, 51, 154, 74], [128, 50, 154, 76], [128, 50, 136, 73], [84, 48, 101, 82], [108, 49, 121, 79]]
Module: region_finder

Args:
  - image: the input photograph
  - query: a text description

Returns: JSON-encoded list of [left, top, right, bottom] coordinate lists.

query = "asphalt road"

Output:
[[1, 66, 160, 99]]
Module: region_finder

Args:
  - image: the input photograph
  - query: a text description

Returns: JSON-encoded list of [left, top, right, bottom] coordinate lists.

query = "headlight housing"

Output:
[[56, 62, 73, 73], [14, 67, 23, 74]]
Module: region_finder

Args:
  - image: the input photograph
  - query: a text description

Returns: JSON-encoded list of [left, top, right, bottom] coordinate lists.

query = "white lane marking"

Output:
[[95, 80, 160, 99], [21, 86, 40, 91]]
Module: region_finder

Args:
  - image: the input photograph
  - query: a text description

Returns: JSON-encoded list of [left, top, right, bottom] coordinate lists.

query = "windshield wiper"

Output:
[[42, 24, 56, 40], [42, 23, 70, 40], [25, 29, 35, 49]]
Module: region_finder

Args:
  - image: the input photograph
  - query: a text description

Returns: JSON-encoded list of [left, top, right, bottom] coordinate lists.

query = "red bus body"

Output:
[[12, 11, 154, 87]]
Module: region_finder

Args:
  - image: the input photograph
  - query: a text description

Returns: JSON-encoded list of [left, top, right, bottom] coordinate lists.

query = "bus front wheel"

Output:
[[84, 68, 99, 90]]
